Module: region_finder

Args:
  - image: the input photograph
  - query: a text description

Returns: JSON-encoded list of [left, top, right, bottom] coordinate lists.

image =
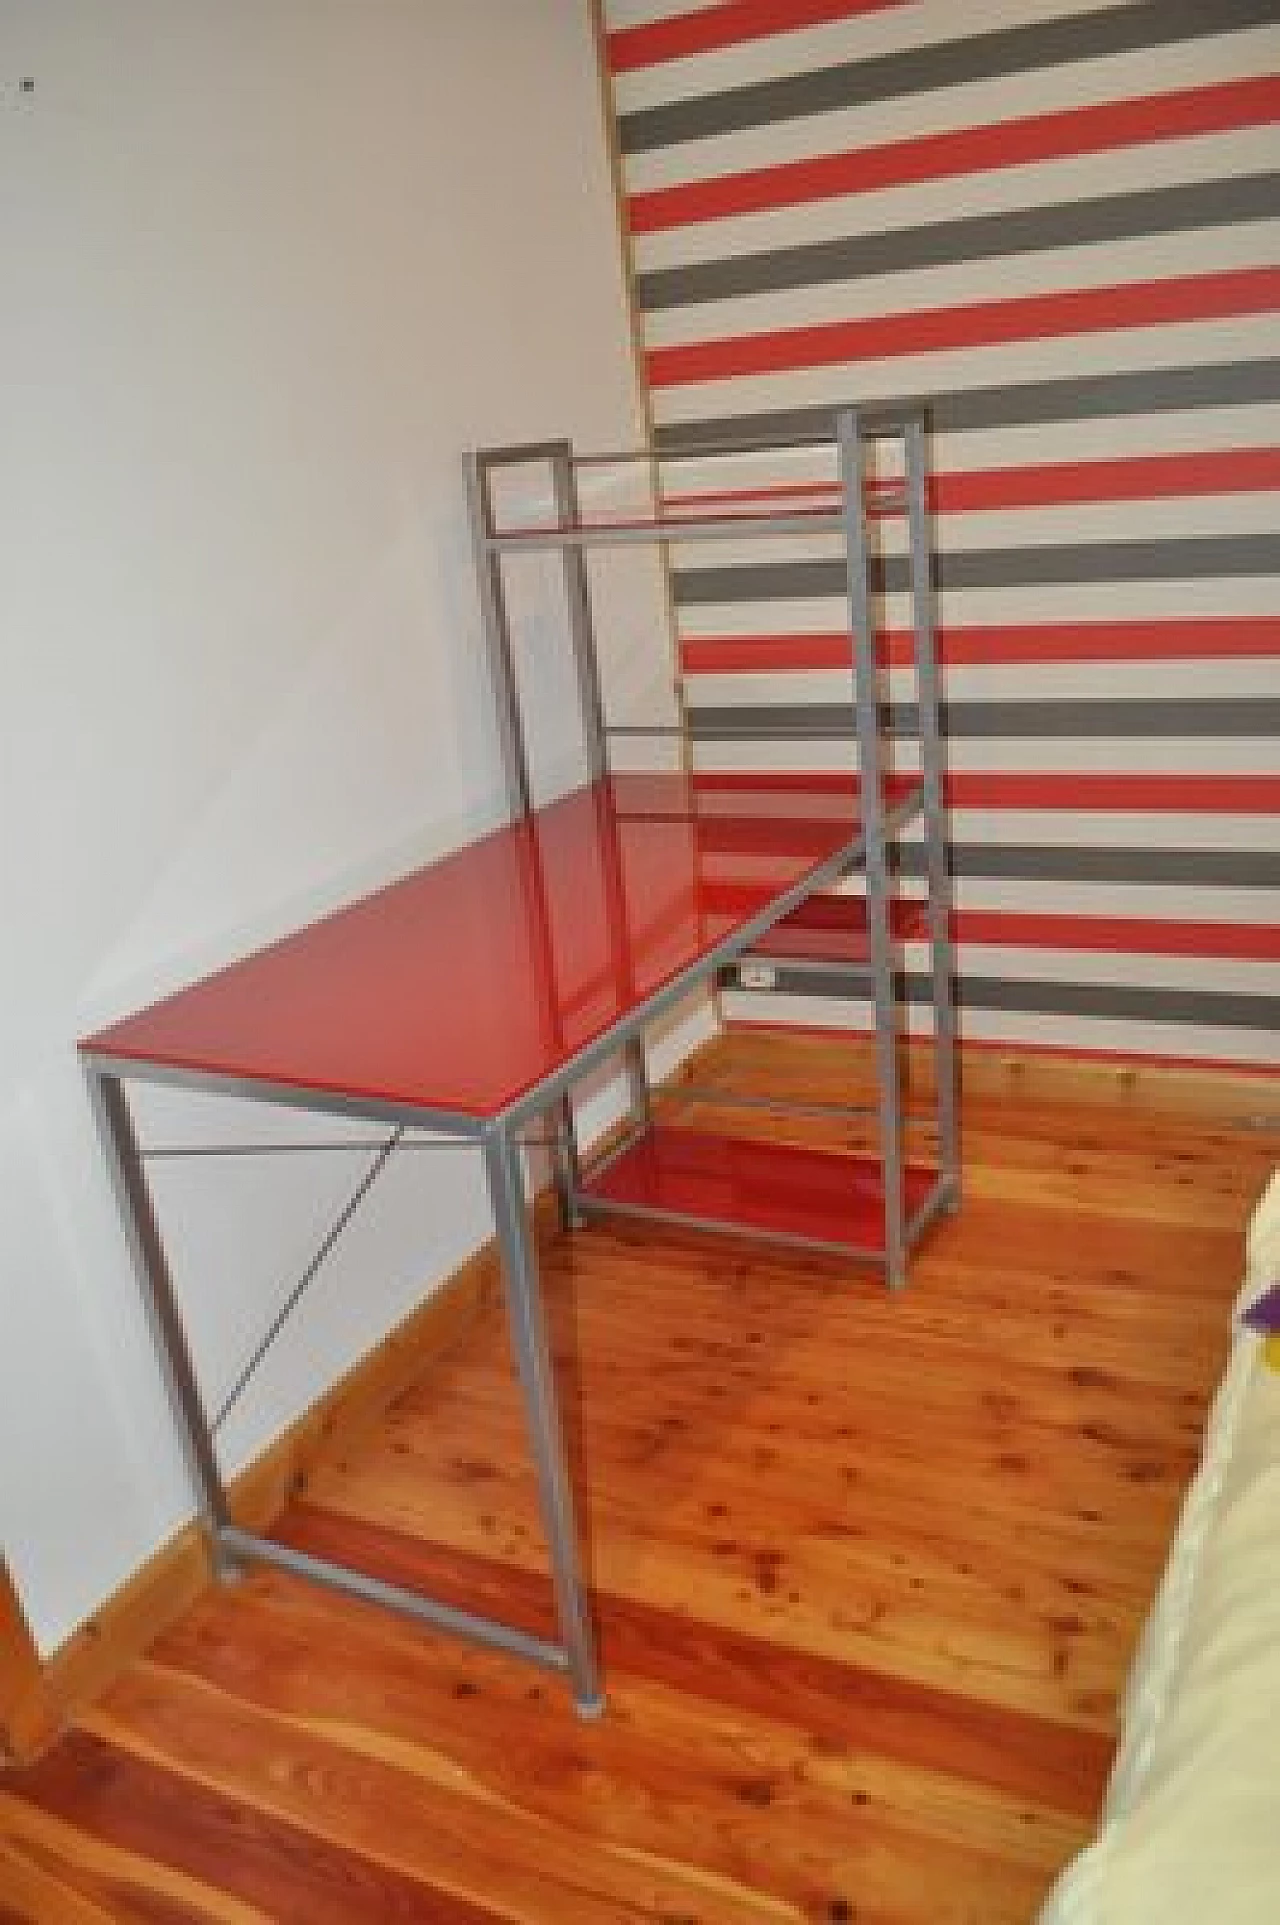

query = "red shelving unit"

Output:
[[464, 411, 958, 1286]]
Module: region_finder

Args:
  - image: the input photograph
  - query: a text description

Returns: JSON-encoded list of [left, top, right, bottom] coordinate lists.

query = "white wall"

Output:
[[0, 1, 695, 1652]]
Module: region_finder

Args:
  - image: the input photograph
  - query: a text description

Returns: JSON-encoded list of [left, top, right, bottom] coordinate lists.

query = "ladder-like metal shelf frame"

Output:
[[467, 404, 960, 1287]]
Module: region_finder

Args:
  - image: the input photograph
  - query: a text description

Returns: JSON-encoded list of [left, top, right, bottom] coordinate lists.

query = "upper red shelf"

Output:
[[487, 504, 847, 547], [486, 483, 908, 549], [82, 772, 918, 1122]]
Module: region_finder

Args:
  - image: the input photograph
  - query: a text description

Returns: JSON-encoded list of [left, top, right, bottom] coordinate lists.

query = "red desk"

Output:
[[82, 771, 915, 1119], [80, 769, 927, 1714]]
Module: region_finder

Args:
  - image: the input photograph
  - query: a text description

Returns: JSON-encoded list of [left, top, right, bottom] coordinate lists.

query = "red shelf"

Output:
[[490, 481, 908, 546], [491, 503, 845, 543], [583, 1125, 936, 1253], [80, 772, 880, 1121]]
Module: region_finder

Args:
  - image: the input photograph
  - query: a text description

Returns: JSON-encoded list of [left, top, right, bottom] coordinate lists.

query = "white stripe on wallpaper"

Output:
[[647, 316, 1280, 426], [900, 406, 1280, 469], [935, 810, 1280, 853], [608, 0, 1147, 115], [676, 581, 1280, 635], [697, 854, 1275, 912], [612, 0, 1198, 117], [681, 658, 1280, 708], [886, 499, 1277, 553], [687, 736, 1275, 775], [673, 558, 1280, 621], [649, 420, 1280, 509], [709, 875, 1276, 927], [719, 877, 1276, 926], [866, 885, 1274, 927], [664, 496, 1280, 564], [632, 126, 1280, 273], [716, 990, 1280, 1067], [913, 946, 1277, 995], [618, 28, 1279, 191], [604, 0, 717, 30], [639, 221, 1280, 350], [955, 886, 1276, 925]]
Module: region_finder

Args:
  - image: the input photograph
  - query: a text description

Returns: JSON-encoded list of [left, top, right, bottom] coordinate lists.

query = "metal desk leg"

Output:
[[83, 1067, 239, 1581], [624, 1037, 652, 1132], [483, 1125, 605, 1719], [552, 1094, 585, 1231]]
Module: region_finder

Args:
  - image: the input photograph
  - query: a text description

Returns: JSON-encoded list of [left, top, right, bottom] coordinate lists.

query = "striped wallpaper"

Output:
[[597, 0, 1280, 1070]]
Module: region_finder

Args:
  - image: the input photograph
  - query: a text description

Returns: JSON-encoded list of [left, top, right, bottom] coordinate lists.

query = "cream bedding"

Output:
[[1038, 1171, 1280, 1925]]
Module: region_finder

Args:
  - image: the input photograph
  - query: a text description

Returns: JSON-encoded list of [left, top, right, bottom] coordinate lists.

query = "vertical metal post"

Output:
[[470, 445, 579, 1224], [465, 453, 533, 822], [83, 1066, 238, 1575], [549, 441, 650, 1134], [483, 1125, 604, 1717], [904, 416, 960, 1200], [547, 442, 647, 1185], [837, 409, 907, 1286], [622, 1044, 652, 1132], [549, 440, 608, 785], [549, 1101, 585, 1232]]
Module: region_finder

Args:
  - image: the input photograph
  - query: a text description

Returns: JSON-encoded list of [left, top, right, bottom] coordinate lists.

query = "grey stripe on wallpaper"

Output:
[[674, 535, 1280, 604], [722, 969, 1280, 1031], [653, 360, 1280, 455], [913, 844, 1280, 888], [688, 697, 1280, 739], [697, 838, 1277, 887], [636, 174, 1280, 313], [618, 0, 1276, 153]]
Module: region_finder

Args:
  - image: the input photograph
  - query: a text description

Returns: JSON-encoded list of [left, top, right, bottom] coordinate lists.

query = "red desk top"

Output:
[[81, 772, 903, 1121]]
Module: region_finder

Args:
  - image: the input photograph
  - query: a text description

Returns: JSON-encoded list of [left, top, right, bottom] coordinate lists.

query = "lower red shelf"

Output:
[[581, 1125, 936, 1255]]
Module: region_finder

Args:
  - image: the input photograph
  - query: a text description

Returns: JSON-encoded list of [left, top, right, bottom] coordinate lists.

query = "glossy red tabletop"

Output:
[[81, 772, 897, 1121]]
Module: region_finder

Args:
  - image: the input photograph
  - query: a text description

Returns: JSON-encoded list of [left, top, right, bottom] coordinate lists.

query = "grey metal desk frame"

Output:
[[81, 405, 958, 1719]]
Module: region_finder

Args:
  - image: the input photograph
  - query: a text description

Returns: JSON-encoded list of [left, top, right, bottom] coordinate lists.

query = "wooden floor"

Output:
[[4, 1033, 1277, 1924]]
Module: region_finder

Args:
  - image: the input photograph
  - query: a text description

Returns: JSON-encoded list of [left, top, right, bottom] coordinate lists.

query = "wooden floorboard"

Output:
[[4, 1033, 1277, 1923]]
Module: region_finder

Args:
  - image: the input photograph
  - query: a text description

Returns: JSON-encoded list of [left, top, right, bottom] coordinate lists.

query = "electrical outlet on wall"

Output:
[[738, 960, 778, 992]]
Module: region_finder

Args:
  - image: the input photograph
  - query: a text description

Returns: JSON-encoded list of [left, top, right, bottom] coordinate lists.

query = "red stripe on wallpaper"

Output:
[[665, 449, 1280, 518], [944, 773, 1280, 814], [607, 0, 907, 75], [680, 617, 1280, 673], [952, 911, 1280, 961], [684, 630, 854, 671], [943, 447, 1280, 510], [627, 75, 1280, 231], [693, 770, 1280, 811], [708, 885, 1280, 961], [646, 266, 1280, 386]]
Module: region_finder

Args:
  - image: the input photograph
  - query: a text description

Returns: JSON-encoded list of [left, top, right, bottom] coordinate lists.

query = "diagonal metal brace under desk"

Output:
[[82, 1062, 606, 1714]]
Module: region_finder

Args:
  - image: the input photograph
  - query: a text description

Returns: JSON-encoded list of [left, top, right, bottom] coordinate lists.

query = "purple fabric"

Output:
[[1240, 1281, 1280, 1334]]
